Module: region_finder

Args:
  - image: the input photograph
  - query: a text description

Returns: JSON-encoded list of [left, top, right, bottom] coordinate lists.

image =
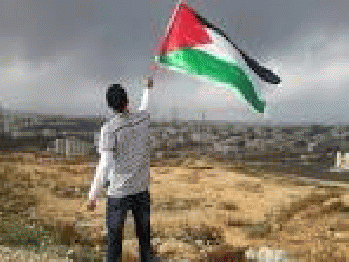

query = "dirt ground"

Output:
[[0, 151, 349, 261]]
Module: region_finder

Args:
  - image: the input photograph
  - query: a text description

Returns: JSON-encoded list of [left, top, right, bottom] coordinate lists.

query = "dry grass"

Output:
[[0, 150, 348, 261]]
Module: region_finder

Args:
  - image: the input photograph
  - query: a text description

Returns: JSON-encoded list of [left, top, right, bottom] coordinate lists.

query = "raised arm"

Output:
[[138, 75, 153, 112]]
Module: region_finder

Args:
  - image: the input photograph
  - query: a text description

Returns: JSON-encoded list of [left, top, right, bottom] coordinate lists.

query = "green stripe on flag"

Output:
[[155, 48, 265, 113]]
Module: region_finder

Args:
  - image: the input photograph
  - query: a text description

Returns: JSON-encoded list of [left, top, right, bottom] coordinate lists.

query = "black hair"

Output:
[[106, 84, 129, 114]]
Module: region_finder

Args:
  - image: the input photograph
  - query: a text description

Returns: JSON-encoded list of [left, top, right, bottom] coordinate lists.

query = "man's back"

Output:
[[105, 111, 150, 197], [89, 87, 151, 200]]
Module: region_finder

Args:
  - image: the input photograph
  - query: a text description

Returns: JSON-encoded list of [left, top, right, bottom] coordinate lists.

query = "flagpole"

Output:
[[164, 0, 185, 40], [150, 0, 187, 77]]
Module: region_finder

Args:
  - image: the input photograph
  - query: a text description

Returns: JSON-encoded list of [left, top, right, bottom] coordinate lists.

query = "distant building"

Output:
[[292, 140, 308, 154], [42, 128, 57, 137], [335, 151, 349, 170], [12, 130, 37, 139], [3, 115, 13, 134], [307, 141, 318, 152], [47, 135, 95, 156], [245, 139, 266, 152]]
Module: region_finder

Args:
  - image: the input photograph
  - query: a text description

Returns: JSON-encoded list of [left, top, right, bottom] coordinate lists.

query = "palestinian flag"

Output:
[[153, 0, 281, 114]]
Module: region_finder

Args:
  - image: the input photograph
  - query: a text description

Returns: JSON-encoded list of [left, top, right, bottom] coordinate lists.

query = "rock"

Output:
[[54, 186, 82, 198], [245, 246, 298, 262], [322, 198, 342, 213], [334, 231, 349, 242], [205, 244, 249, 262], [185, 159, 213, 169], [157, 239, 199, 259], [218, 201, 239, 211], [342, 194, 349, 206]]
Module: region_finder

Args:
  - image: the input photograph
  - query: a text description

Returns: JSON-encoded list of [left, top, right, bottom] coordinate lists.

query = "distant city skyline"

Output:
[[2, 105, 349, 127]]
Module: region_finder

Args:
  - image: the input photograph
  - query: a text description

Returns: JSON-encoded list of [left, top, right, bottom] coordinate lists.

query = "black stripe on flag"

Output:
[[189, 7, 281, 85]]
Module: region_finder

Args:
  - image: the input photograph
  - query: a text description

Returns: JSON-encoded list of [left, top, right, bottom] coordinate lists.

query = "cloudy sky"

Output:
[[0, 0, 348, 124]]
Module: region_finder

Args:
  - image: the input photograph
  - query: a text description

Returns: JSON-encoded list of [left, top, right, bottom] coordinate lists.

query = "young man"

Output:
[[87, 75, 153, 262]]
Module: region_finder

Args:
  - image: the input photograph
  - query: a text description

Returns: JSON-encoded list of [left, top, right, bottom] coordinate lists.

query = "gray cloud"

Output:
[[0, 0, 348, 124]]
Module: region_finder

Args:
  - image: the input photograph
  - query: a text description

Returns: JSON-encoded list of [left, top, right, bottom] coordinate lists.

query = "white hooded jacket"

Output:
[[88, 88, 151, 200]]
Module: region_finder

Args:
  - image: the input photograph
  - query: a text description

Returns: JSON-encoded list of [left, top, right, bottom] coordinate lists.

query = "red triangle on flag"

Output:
[[154, 2, 213, 55]]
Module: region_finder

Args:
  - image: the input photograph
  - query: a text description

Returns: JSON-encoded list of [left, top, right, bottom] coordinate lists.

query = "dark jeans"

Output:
[[107, 190, 151, 262]]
